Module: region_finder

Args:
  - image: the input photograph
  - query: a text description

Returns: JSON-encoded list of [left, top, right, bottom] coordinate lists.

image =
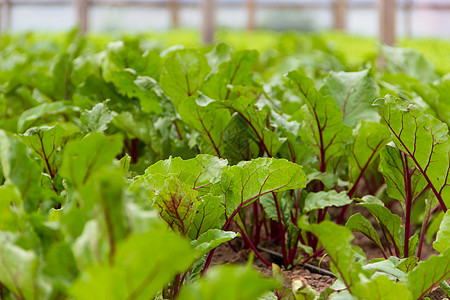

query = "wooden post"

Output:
[[379, 0, 397, 46], [333, 0, 347, 31], [4, 0, 12, 30], [76, 0, 89, 34], [247, 0, 256, 30], [404, 0, 412, 37], [169, 0, 179, 28], [201, 0, 215, 44]]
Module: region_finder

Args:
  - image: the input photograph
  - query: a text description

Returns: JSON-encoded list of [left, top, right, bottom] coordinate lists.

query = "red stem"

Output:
[[403, 153, 412, 258], [417, 204, 440, 260]]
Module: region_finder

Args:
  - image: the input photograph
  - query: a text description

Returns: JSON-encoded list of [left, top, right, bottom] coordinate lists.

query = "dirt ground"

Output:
[[211, 209, 447, 299]]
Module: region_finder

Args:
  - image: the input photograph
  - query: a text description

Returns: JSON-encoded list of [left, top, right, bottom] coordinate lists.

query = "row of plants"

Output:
[[0, 29, 449, 299]]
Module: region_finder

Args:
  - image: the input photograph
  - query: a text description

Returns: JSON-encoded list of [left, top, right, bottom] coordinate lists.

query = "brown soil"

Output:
[[211, 217, 445, 299]]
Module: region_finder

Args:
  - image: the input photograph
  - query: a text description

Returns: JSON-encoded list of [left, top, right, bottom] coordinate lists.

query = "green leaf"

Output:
[[374, 95, 450, 209], [0, 186, 22, 231], [349, 121, 390, 194], [406, 249, 450, 300], [17, 101, 78, 132], [154, 178, 199, 236], [0, 232, 41, 300], [397, 256, 418, 274], [42, 242, 79, 288], [136, 154, 227, 191], [353, 275, 412, 300], [178, 264, 275, 300], [381, 45, 438, 82], [363, 259, 406, 280], [346, 213, 384, 253], [21, 125, 64, 179], [0, 130, 42, 212], [81, 101, 113, 132], [301, 221, 367, 292], [427, 211, 444, 244], [358, 201, 404, 257], [191, 229, 239, 257], [213, 158, 306, 218], [434, 210, 450, 253], [441, 281, 450, 297], [178, 93, 231, 157], [60, 133, 123, 189], [202, 49, 259, 101], [71, 228, 196, 300], [379, 145, 428, 205], [288, 71, 352, 171], [304, 190, 352, 212], [189, 194, 225, 239], [160, 49, 211, 107], [320, 70, 379, 127], [220, 96, 284, 158], [101, 41, 162, 114]]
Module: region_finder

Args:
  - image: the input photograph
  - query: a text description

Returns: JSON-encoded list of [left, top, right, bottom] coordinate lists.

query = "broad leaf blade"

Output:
[[160, 49, 211, 107], [406, 249, 450, 300], [320, 69, 379, 127], [288, 71, 352, 172], [304, 190, 352, 212], [346, 213, 384, 253]]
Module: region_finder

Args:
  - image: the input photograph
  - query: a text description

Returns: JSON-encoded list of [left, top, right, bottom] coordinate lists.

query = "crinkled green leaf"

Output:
[[304, 190, 352, 212], [42, 242, 79, 289], [189, 194, 225, 239], [406, 249, 450, 300], [375, 95, 450, 209], [0, 130, 42, 212], [397, 256, 419, 274], [434, 210, 450, 253], [202, 49, 259, 101], [288, 71, 352, 171], [346, 213, 384, 253], [136, 154, 227, 191], [81, 102, 113, 132], [320, 70, 379, 127], [178, 264, 275, 300], [101, 41, 162, 114], [427, 211, 444, 244], [191, 229, 238, 257], [178, 93, 231, 157], [60, 133, 123, 189], [160, 49, 211, 107], [381, 45, 438, 82], [349, 121, 390, 193], [213, 158, 306, 217], [71, 228, 195, 300], [220, 96, 285, 158], [154, 178, 199, 236]]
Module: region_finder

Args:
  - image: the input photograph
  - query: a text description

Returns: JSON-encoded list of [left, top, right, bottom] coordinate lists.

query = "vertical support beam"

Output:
[[169, 0, 179, 28], [247, 0, 256, 30], [404, 0, 412, 37], [379, 0, 397, 46], [333, 0, 347, 31], [76, 0, 89, 34], [0, 3, 3, 32], [201, 0, 215, 44], [5, 0, 12, 30]]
